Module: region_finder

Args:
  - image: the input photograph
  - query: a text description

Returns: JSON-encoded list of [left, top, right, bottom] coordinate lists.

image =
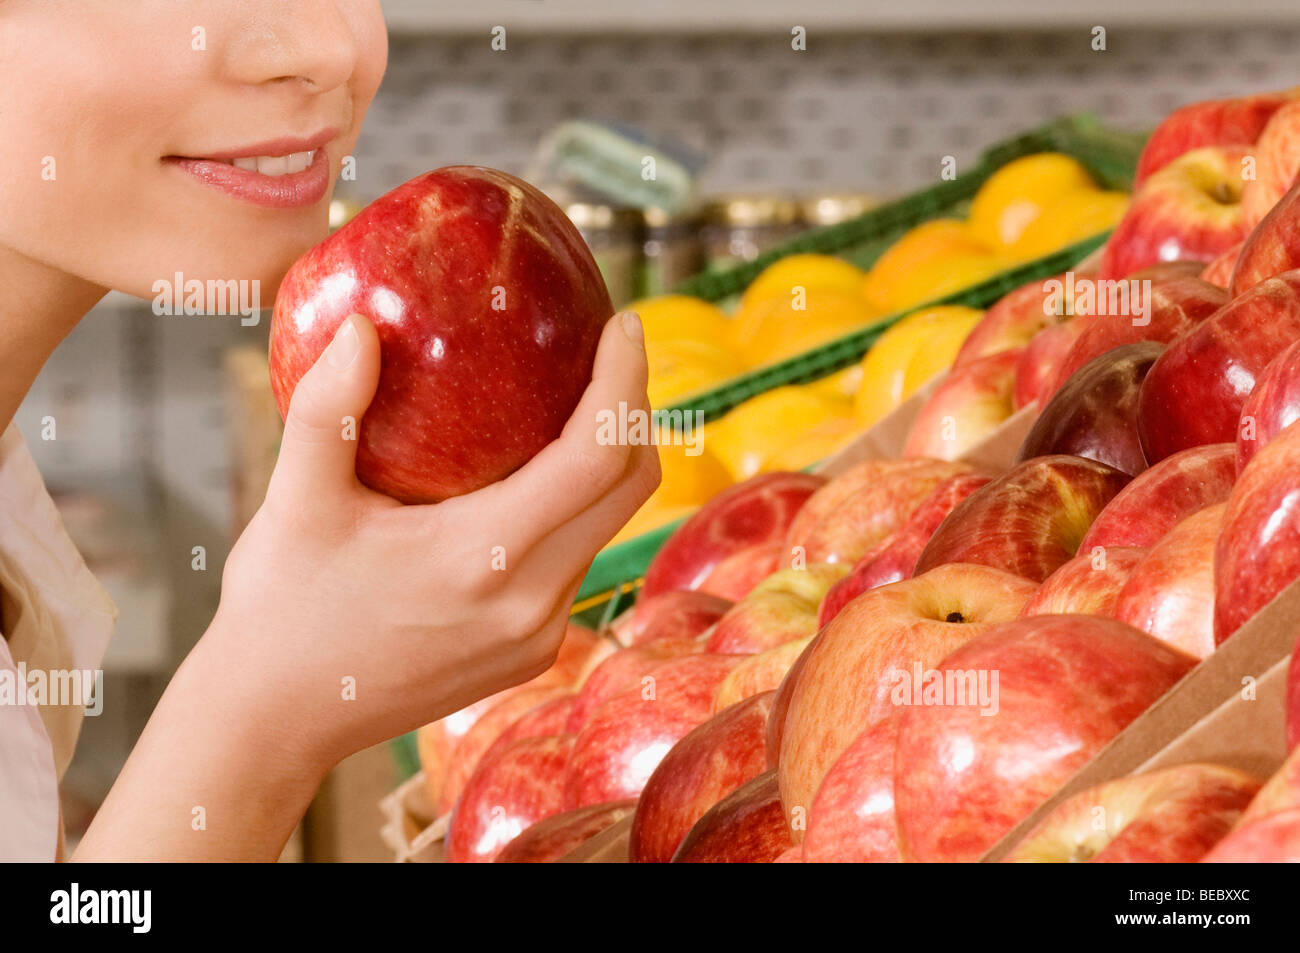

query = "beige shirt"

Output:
[[0, 424, 117, 860]]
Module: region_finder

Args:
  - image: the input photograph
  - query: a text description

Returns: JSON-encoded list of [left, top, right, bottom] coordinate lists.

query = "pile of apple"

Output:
[[417, 89, 1300, 862]]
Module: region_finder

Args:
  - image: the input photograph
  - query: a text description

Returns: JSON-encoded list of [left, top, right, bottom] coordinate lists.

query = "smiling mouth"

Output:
[[203, 151, 319, 175], [165, 145, 333, 209]]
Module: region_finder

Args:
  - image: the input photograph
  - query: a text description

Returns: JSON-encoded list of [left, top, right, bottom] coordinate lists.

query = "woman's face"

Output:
[[0, 0, 387, 301]]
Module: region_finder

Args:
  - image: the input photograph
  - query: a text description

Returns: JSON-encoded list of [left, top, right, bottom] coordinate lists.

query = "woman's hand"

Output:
[[219, 309, 659, 767], [75, 310, 657, 861]]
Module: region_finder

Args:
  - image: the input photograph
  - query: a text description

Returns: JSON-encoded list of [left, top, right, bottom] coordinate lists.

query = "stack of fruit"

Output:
[[617, 152, 1128, 541], [416, 87, 1300, 863]]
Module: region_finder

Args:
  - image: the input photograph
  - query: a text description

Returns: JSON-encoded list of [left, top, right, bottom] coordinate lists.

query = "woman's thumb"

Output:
[[270, 313, 382, 499]]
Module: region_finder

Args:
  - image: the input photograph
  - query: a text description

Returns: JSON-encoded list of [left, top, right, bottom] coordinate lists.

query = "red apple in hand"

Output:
[[642, 472, 823, 597], [705, 564, 845, 654], [903, 350, 1020, 461], [1133, 91, 1294, 187], [1019, 546, 1145, 617], [1137, 271, 1300, 463], [496, 799, 637, 863], [1017, 342, 1162, 477], [671, 771, 792, 863], [1002, 763, 1260, 863], [1242, 100, 1300, 229], [915, 455, 1129, 583], [802, 710, 903, 862], [1079, 443, 1236, 552], [1232, 180, 1300, 296], [617, 589, 731, 647], [1202, 807, 1300, 862], [270, 166, 612, 503], [818, 471, 994, 627], [1100, 146, 1251, 281], [563, 653, 742, 808], [1112, 503, 1224, 659], [445, 733, 574, 863], [1214, 419, 1300, 644], [1237, 339, 1300, 474], [894, 614, 1196, 862], [1044, 276, 1227, 401], [628, 692, 774, 863], [777, 563, 1037, 837]]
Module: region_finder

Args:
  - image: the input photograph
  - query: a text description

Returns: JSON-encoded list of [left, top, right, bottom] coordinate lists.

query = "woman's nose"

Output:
[[219, 0, 360, 94]]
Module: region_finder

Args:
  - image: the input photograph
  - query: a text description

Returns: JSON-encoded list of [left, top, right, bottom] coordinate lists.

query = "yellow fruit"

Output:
[[860, 220, 995, 312], [652, 438, 732, 508], [740, 253, 865, 311], [762, 415, 859, 472], [1007, 188, 1130, 261], [880, 252, 1013, 315], [731, 291, 876, 368], [968, 153, 1098, 250], [900, 306, 984, 392], [810, 365, 865, 401], [708, 386, 848, 481], [646, 338, 745, 407], [627, 294, 731, 347], [853, 305, 982, 427]]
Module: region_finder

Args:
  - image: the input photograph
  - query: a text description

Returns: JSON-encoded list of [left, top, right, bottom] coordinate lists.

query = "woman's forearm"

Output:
[[73, 624, 331, 862]]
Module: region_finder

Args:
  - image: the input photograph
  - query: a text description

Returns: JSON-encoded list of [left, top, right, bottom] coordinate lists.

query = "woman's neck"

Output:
[[0, 246, 107, 433]]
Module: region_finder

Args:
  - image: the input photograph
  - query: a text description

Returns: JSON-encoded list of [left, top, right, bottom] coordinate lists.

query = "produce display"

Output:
[[399, 87, 1300, 864]]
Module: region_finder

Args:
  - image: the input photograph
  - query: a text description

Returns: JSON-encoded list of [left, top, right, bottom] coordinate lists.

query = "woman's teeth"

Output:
[[225, 151, 316, 175]]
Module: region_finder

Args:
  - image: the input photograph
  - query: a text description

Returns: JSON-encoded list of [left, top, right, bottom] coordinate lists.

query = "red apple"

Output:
[[818, 471, 994, 627], [1044, 276, 1228, 402], [617, 589, 731, 647], [1001, 763, 1260, 863], [784, 459, 971, 566], [777, 563, 1037, 838], [1137, 271, 1300, 463], [1100, 146, 1251, 281], [1242, 100, 1300, 228], [565, 639, 702, 736], [495, 799, 638, 863], [671, 770, 791, 863], [1232, 180, 1300, 295], [1013, 321, 1083, 411], [445, 733, 574, 863], [1239, 745, 1300, 824], [1133, 91, 1294, 186], [952, 271, 1080, 368], [704, 564, 846, 654], [642, 472, 823, 597], [1200, 241, 1241, 288], [1214, 418, 1300, 643], [437, 685, 573, 816], [1112, 503, 1224, 659], [1078, 443, 1236, 552], [1238, 339, 1300, 474], [478, 694, 576, 767], [270, 166, 612, 503], [903, 350, 1020, 461], [1202, 807, 1300, 862], [628, 692, 774, 863], [1017, 342, 1162, 477], [713, 637, 810, 714], [697, 540, 785, 601], [914, 455, 1129, 583], [801, 710, 903, 862], [1019, 546, 1146, 618], [563, 653, 743, 808], [894, 614, 1197, 862], [1290, 645, 1300, 752]]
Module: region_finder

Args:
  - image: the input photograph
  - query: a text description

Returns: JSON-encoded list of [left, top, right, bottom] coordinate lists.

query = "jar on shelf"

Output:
[[799, 192, 879, 229], [564, 202, 644, 309], [700, 195, 802, 270], [640, 205, 703, 298]]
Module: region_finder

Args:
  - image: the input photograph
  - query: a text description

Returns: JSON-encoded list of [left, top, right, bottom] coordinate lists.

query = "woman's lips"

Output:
[[166, 146, 331, 209]]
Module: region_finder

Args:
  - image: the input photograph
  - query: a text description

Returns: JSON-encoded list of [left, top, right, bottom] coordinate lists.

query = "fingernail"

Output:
[[326, 316, 361, 369], [620, 311, 643, 345]]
